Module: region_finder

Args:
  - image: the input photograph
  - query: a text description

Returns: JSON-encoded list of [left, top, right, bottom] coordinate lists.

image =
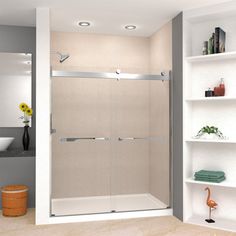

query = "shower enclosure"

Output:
[[50, 70, 171, 217]]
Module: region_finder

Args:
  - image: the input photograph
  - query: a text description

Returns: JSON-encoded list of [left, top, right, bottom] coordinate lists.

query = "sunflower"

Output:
[[26, 108, 33, 116], [19, 103, 28, 112]]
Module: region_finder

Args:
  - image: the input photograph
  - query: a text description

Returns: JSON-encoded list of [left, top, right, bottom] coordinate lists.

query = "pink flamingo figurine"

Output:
[[205, 187, 217, 223]]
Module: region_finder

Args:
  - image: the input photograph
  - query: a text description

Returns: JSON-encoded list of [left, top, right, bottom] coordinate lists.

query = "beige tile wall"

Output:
[[51, 32, 150, 73], [149, 21, 172, 206], [51, 33, 151, 198], [111, 80, 150, 195], [52, 78, 113, 198], [51, 22, 172, 205]]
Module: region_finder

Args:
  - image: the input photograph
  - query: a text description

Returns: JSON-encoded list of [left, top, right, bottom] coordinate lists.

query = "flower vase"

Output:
[[22, 125, 30, 151], [201, 133, 218, 140]]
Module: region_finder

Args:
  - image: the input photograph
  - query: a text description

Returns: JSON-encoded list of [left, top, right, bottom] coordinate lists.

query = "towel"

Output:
[[194, 170, 225, 179], [195, 174, 225, 180], [195, 176, 225, 183]]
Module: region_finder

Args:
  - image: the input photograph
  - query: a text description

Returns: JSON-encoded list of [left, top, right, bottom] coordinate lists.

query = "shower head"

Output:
[[59, 53, 70, 63], [51, 51, 70, 63]]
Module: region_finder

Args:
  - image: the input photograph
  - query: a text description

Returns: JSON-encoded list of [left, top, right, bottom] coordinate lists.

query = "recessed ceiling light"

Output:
[[125, 25, 136, 30], [78, 21, 90, 27]]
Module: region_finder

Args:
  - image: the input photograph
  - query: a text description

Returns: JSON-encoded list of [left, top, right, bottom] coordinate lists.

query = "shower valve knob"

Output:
[[116, 69, 121, 74]]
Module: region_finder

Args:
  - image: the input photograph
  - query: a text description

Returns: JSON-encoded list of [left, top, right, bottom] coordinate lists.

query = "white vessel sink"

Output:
[[0, 137, 14, 151]]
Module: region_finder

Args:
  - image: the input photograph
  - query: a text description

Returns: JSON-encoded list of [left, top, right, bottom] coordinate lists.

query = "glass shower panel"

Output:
[[51, 77, 113, 216], [111, 79, 170, 212], [51, 73, 170, 216]]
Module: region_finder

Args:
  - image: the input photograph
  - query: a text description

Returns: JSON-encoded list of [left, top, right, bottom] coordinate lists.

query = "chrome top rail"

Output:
[[60, 137, 110, 142], [51, 70, 170, 81]]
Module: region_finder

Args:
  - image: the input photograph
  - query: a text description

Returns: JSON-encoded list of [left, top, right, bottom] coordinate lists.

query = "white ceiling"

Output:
[[0, 0, 233, 37]]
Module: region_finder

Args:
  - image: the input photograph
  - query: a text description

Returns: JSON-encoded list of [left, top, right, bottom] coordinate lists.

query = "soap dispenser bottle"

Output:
[[219, 78, 225, 96]]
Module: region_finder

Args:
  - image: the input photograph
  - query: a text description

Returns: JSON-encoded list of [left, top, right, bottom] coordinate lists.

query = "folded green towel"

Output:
[[195, 170, 225, 177], [195, 176, 225, 183], [195, 175, 225, 180], [195, 170, 225, 178], [195, 176, 225, 180]]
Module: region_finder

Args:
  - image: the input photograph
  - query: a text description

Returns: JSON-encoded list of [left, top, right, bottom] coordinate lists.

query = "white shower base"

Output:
[[52, 193, 168, 216]]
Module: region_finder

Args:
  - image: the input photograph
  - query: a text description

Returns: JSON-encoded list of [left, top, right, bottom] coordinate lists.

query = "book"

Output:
[[212, 33, 215, 54], [208, 33, 215, 54], [214, 27, 226, 53]]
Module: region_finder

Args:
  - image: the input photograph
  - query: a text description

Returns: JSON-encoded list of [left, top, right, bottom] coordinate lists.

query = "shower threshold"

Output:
[[51, 193, 168, 216]]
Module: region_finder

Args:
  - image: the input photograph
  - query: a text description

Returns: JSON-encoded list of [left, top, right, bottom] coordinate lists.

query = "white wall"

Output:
[[36, 8, 51, 225]]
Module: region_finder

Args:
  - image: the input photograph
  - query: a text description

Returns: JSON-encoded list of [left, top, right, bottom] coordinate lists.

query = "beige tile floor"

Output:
[[0, 209, 235, 236]]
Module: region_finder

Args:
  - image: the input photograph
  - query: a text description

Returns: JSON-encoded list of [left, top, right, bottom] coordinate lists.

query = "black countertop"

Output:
[[0, 149, 35, 157]]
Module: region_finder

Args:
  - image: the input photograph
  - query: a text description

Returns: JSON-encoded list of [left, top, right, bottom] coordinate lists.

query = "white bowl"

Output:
[[0, 137, 15, 151]]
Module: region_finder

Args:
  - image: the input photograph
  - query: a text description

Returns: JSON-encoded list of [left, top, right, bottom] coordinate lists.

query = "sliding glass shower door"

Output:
[[51, 73, 170, 216], [110, 79, 170, 213], [51, 77, 113, 216]]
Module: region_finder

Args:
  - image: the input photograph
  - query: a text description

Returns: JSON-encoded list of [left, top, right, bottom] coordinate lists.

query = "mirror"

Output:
[[0, 53, 32, 127]]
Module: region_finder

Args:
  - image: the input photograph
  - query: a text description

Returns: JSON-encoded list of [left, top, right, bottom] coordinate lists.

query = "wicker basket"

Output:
[[1, 185, 28, 217]]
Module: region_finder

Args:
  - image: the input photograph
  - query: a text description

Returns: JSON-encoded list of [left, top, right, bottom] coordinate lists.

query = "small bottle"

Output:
[[205, 88, 214, 97], [219, 78, 225, 96]]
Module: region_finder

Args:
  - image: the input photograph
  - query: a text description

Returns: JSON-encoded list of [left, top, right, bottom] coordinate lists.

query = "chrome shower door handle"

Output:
[[118, 137, 134, 141], [118, 137, 153, 141], [95, 137, 110, 141], [60, 137, 110, 142]]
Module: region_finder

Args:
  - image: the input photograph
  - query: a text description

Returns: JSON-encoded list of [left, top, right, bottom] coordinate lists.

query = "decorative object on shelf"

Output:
[[205, 88, 214, 97], [19, 103, 33, 151], [194, 170, 226, 183], [202, 27, 225, 56], [219, 78, 225, 96], [22, 126, 30, 151], [205, 187, 217, 223], [215, 27, 226, 54], [195, 126, 225, 140], [203, 41, 208, 55], [214, 78, 225, 96], [208, 33, 215, 54]]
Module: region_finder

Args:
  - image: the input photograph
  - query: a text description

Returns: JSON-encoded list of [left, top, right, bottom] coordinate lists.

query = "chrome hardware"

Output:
[[60, 137, 110, 142]]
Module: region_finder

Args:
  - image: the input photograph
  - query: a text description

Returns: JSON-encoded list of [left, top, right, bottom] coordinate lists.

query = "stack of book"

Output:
[[203, 27, 226, 55], [194, 170, 226, 183]]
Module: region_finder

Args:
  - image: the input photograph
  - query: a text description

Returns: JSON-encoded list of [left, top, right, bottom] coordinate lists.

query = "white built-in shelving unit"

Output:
[[183, 2, 236, 232], [185, 178, 236, 189], [185, 139, 236, 144], [185, 97, 236, 102], [186, 51, 236, 62]]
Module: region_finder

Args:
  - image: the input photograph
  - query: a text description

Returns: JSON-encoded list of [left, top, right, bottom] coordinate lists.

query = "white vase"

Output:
[[201, 133, 219, 140]]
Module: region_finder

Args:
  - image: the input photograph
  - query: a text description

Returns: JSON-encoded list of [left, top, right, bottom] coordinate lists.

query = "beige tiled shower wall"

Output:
[[51, 21, 172, 204], [51, 32, 150, 198], [51, 32, 150, 73], [149, 21, 172, 205]]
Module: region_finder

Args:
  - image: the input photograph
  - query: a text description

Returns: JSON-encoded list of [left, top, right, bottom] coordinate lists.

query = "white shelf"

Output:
[[183, 4, 236, 232], [185, 178, 236, 188], [185, 97, 236, 102], [185, 139, 236, 144], [186, 51, 236, 63], [186, 215, 236, 232]]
